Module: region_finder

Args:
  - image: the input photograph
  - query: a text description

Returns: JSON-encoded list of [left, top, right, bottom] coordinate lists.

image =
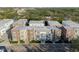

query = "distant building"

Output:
[[45, 16, 52, 20], [16, 8, 26, 15]]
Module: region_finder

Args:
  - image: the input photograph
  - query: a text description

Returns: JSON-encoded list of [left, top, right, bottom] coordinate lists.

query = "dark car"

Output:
[[0, 46, 7, 52]]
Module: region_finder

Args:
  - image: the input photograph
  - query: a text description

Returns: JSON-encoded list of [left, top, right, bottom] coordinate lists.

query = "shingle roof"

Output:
[[13, 19, 27, 26], [46, 26, 61, 30], [29, 20, 44, 24], [62, 20, 79, 28], [48, 21, 62, 26], [0, 19, 13, 27], [16, 26, 33, 30]]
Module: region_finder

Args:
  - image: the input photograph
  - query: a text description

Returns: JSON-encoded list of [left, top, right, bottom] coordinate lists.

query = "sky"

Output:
[[0, 0, 79, 7]]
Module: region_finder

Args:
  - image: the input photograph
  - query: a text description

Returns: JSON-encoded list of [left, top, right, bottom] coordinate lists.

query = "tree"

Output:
[[71, 37, 79, 51]]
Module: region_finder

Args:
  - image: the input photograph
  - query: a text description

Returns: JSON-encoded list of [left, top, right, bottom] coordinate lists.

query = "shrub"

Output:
[[71, 37, 79, 51], [30, 40, 41, 43]]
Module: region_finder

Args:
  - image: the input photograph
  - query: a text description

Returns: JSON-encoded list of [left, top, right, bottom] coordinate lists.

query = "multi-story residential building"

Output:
[[62, 20, 79, 39], [12, 19, 27, 27], [0, 19, 14, 38], [48, 21, 62, 27], [11, 20, 63, 44], [11, 25, 62, 44]]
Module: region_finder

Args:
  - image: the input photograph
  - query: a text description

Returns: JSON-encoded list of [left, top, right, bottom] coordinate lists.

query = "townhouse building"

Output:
[[61, 26, 75, 41], [11, 26, 34, 44], [62, 20, 79, 39], [11, 26, 62, 44]]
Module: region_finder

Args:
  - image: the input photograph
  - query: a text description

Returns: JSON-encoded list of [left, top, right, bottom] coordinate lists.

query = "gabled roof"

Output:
[[62, 20, 79, 28], [0, 19, 14, 27], [15, 26, 33, 30], [29, 20, 44, 24], [48, 21, 62, 26]]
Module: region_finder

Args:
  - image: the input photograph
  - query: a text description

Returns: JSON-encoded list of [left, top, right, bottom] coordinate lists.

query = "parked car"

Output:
[[0, 46, 7, 52]]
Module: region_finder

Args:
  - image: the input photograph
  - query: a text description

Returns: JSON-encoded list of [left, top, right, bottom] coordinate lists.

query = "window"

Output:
[[40, 33, 46, 40], [46, 33, 52, 40]]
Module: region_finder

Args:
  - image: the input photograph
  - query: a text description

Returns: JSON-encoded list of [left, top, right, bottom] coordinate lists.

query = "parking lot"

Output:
[[5, 43, 72, 52]]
